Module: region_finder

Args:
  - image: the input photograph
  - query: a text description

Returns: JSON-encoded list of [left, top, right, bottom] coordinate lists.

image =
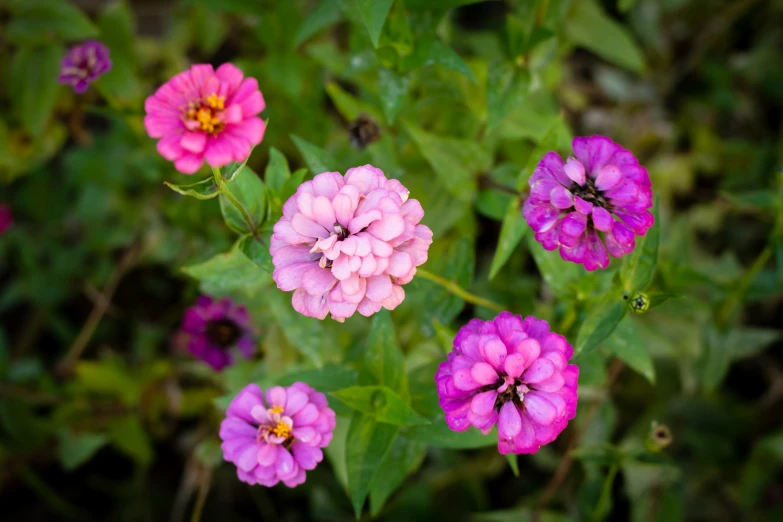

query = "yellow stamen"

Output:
[[270, 405, 284, 415], [271, 420, 292, 439], [207, 93, 225, 110]]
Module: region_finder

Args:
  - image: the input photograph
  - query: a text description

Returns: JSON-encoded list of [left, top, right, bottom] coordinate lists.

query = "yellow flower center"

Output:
[[270, 404, 285, 415], [185, 94, 226, 135], [271, 420, 292, 439]]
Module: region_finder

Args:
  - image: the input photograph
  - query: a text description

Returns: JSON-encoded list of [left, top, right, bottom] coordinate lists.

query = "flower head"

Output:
[[435, 312, 579, 454], [219, 382, 336, 487], [58, 41, 112, 93], [0, 205, 12, 235], [179, 296, 257, 371], [144, 63, 266, 174], [523, 136, 654, 271], [270, 165, 433, 321]]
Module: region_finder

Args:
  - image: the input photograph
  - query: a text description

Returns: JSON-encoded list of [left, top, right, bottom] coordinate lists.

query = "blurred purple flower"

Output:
[[219, 382, 336, 487], [435, 312, 579, 455], [57, 41, 112, 93], [523, 136, 654, 271], [270, 165, 433, 322], [0, 205, 12, 235], [179, 296, 257, 371]]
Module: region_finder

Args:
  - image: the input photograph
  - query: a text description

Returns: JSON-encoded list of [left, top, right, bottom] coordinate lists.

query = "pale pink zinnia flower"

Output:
[[435, 312, 579, 454], [219, 382, 336, 487], [144, 63, 265, 174], [270, 165, 433, 321]]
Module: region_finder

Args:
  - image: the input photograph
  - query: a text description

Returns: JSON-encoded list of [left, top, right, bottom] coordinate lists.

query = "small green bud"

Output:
[[645, 421, 673, 452], [625, 291, 650, 314]]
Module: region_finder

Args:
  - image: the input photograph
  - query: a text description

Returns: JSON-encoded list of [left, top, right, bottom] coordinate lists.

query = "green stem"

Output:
[[416, 268, 506, 313], [717, 246, 772, 328], [591, 463, 619, 522], [211, 166, 260, 241]]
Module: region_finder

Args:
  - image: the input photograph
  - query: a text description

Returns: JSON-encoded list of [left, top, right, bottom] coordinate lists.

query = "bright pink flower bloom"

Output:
[[144, 63, 265, 174], [0, 205, 12, 235], [270, 165, 433, 321], [435, 312, 579, 454], [219, 382, 336, 487], [179, 296, 257, 371], [523, 136, 654, 271]]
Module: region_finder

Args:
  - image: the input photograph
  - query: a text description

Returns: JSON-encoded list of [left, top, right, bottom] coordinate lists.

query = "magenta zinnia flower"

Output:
[[270, 165, 433, 321], [435, 312, 579, 454], [144, 63, 265, 174], [0, 205, 12, 235], [219, 382, 336, 487], [58, 41, 112, 93], [179, 296, 257, 371], [523, 136, 654, 271]]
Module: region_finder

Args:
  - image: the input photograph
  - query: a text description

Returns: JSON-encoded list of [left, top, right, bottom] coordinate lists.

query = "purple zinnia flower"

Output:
[[58, 41, 112, 93], [270, 165, 433, 322], [435, 312, 579, 454], [219, 382, 336, 487], [0, 205, 12, 235], [179, 296, 257, 371], [523, 136, 654, 271]]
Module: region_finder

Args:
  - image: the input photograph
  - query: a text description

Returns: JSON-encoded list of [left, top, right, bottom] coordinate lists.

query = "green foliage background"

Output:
[[1, 0, 783, 521]]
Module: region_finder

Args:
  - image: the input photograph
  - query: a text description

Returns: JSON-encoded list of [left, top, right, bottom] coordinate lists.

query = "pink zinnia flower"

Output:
[[58, 41, 112, 93], [179, 296, 257, 371], [219, 382, 336, 487], [270, 165, 433, 321], [0, 205, 12, 235], [435, 312, 579, 454], [144, 63, 265, 174], [523, 136, 654, 271]]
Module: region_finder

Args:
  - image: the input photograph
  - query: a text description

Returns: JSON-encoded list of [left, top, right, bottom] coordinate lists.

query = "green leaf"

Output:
[[345, 413, 398, 518], [378, 68, 411, 123], [618, 0, 638, 12], [280, 168, 308, 205], [401, 37, 477, 82], [325, 81, 382, 121], [369, 435, 427, 516], [182, 243, 272, 297], [194, 438, 223, 469], [406, 0, 486, 8], [96, 1, 141, 102], [487, 61, 530, 131], [361, 310, 409, 398], [574, 291, 628, 357], [7, 0, 98, 44], [237, 235, 273, 273], [357, 0, 395, 48], [265, 290, 325, 367], [264, 147, 291, 196], [404, 122, 487, 202], [406, 417, 497, 449], [526, 235, 581, 299], [219, 167, 267, 235], [107, 416, 153, 465], [506, 453, 520, 477], [291, 134, 338, 174], [604, 316, 655, 384], [295, 0, 342, 46], [74, 360, 141, 406], [566, 0, 645, 73], [472, 508, 575, 522], [277, 364, 358, 392], [648, 292, 682, 310], [57, 430, 109, 471], [164, 178, 220, 200], [489, 197, 529, 279], [331, 386, 430, 426], [516, 117, 566, 190], [620, 199, 659, 292], [11, 45, 63, 137]]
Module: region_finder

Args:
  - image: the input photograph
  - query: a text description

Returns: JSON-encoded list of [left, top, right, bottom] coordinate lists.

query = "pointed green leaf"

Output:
[[526, 235, 581, 299], [291, 134, 338, 174], [401, 37, 476, 82], [378, 68, 411, 123], [487, 61, 530, 131], [295, 0, 342, 46], [574, 291, 628, 357], [237, 235, 273, 273], [357, 0, 394, 48], [331, 386, 430, 426], [345, 413, 398, 518], [620, 198, 659, 292], [265, 290, 325, 367], [648, 292, 682, 310], [182, 242, 272, 297], [264, 147, 291, 195], [604, 317, 655, 384], [219, 167, 267, 235], [7, 0, 98, 44], [369, 434, 426, 516], [164, 178, 220, 200], [107, 416, 152, 465], [489, 197, 529, 280], [325, 81, 382, 121], [11, 45, 63, 137], [57, 430, 109, 471], [361, 310, 409, 399], [405, 417, 497, 449]]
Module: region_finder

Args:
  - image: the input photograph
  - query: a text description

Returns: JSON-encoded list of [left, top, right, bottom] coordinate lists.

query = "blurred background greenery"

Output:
[[1, 0, 782, 521]]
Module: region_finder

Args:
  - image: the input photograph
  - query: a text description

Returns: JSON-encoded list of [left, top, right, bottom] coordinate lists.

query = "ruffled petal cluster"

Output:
[[219, 383, 336, 487], [58, 41, 112, 93], [179, 296, 257, 371], [270, 165, 433, 321], [435, 312, 579, 454], [144, 63, 265, 174], [523, 136, 654, 271]]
